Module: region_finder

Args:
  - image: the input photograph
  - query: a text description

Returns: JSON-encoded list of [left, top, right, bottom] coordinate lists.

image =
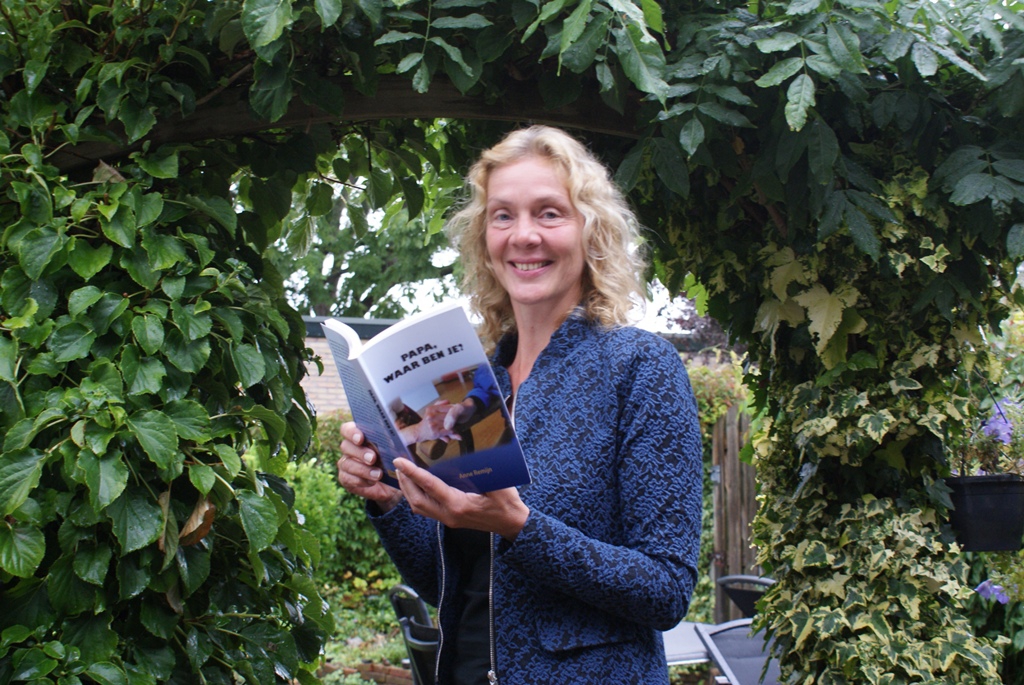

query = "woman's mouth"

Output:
[[512, 261, 551, 272]]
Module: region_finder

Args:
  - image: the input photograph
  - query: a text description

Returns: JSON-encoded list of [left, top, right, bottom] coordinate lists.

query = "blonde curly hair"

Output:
[[446, 125, 647, 347]]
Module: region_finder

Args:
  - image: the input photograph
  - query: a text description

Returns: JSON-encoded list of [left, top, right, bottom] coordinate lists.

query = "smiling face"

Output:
[[484, 155, 586, 321]]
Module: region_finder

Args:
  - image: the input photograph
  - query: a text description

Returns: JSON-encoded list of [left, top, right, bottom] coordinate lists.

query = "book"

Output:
[[321, 302, 531, 494]]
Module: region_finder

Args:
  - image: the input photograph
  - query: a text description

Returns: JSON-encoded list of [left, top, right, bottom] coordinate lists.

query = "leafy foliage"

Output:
[[3, 0, 1024, 682], [287, 411, 399, 590]]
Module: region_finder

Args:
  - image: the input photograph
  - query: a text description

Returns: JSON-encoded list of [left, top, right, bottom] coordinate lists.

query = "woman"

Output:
[[337, 125, 703, 684]]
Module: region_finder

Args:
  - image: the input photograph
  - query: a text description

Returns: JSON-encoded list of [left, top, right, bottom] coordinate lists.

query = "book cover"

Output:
[[321, 302, 531, 494]]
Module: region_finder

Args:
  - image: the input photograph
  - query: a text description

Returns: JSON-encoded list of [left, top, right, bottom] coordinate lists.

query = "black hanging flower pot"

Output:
[[946, 474, 1024, 552]]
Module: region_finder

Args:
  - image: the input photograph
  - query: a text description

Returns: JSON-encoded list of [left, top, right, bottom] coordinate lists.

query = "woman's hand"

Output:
[[337, 422, 403, 512], [393, 457, 530, 541]]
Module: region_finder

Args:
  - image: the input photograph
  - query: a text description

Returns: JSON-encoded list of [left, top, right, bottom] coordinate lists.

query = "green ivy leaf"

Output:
[[47, 554, 98, 614], [79, 450, 129, 511], [126, 411, 179, 469], [237, 490, 281, 552], [23, 59, 49, 95], [119, 99, 157, 143], [16, 227, 65, 280], [171, 302, 213, 341], [108, 489, 163, 554], [122, 341, 163, 395], [8, 646, 57, 680], [164, 329, 211, 373], [0, 521, 45, 577], [0, 450, 46, 516], [142, 232, 186, 270], [213, 444, 243, 479], [165, 400, 211, 441], [314, 0, 343, 27], [84, 661, 128, 685], [176, 545, 211, 596], [100, 204, 137, 248], [0, 336, 17, 382], [136, 147, 179, 179], [73, 542, 114, 585], [66, 239, 112, 278], [184, 195, 237, 235], [131, 315, 165, 356], [140, 597, 179, 639], [68, 285, 103, 317], [189, 463, 217, 495], [231, 342, 267, 388], [792, 539, 833, 571], [241, 0, 294, 48]]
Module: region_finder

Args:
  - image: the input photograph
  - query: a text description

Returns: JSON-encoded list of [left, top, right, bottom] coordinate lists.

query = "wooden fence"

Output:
[[709, 405, 761, 623]]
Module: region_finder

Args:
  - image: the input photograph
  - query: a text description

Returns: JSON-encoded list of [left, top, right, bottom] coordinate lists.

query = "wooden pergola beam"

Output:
[[52, 74, 641, 174]]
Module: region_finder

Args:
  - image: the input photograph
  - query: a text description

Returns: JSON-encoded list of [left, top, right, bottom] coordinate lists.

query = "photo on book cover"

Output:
[[382, 361, 516, 484], [390, 362, 514, 468]]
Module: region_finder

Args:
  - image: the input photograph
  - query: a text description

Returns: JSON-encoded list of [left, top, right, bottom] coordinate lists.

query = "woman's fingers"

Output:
[[393, 458, 528, 539], [338, 421, 403, 509]]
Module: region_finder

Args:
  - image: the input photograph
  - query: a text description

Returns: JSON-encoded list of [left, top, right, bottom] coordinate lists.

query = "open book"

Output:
[[321, 302, 530, 494]]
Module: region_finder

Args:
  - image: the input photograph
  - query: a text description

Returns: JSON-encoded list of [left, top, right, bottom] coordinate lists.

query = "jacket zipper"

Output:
[[487, 393, 515, 684], [434, 521, 445, 684], [487, 533, 498, 684]]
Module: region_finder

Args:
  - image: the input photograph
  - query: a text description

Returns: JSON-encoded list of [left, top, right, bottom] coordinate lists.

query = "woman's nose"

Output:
[[508, 217, 541, 245]]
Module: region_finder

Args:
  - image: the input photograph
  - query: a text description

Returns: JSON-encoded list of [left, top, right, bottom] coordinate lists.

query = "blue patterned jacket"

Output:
[[371, 313, 703, 684]]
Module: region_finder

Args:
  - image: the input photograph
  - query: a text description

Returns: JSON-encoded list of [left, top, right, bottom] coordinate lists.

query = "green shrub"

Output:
[[289, 411, 400, 594]]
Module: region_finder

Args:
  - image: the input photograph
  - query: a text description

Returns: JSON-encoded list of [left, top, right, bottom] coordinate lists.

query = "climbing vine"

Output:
[[2, 0, 1023, 682]]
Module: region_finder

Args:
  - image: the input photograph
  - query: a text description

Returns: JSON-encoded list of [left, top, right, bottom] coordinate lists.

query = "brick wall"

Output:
[[303, 336, 351, 416]]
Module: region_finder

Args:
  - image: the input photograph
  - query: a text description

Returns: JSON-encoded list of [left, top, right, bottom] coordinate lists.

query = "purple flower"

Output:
[[981, 401, 1014, 445], [975, 579, 1010, 604]]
